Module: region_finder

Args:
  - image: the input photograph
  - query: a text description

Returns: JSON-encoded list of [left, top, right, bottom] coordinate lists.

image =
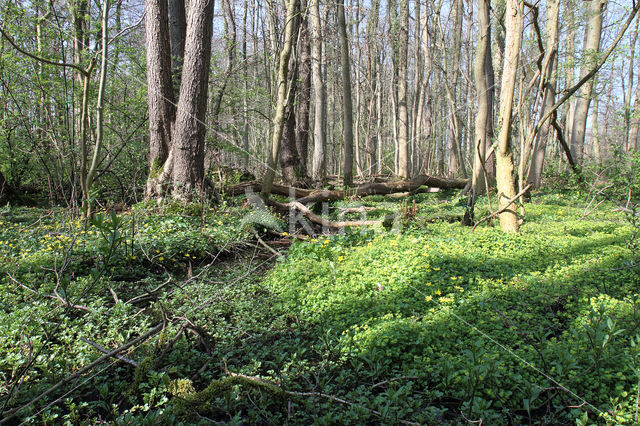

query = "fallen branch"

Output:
[[81, 337, 138, 367], [266, 199, 382, 229], [1, 323, 163, 423], [472, 184, 532, 231]]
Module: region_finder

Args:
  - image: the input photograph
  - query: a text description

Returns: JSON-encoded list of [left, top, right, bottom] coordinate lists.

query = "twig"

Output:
[[472, 184, 532, 231], [80, 337, 138, 366], [371, 376, 420, 389], [0, 323, 163, 423]]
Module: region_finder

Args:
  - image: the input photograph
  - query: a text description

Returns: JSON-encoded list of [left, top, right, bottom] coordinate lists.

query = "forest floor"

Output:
[[1, 189, 639, 424]]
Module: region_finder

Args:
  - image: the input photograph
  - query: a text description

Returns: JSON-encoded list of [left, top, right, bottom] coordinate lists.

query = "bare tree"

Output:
[[570, 0, 605, 165], [495, 0, 523, 232]]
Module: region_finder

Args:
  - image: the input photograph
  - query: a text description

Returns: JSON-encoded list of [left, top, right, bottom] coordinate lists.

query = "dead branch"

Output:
[[472, 184, 533, 231], [266, 199, 381, 229], [0, 323, 163, 424], [81, 337, 138, 367]]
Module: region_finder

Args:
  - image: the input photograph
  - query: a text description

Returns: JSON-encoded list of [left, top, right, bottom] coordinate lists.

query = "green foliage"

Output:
[[2, 192, 640, 423]]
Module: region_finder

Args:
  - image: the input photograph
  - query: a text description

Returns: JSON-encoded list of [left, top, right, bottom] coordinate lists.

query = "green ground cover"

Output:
[[0, 191, 638, 424]]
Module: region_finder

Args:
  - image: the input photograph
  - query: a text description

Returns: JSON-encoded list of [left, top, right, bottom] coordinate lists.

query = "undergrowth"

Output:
[[0, 191, 638, 424]]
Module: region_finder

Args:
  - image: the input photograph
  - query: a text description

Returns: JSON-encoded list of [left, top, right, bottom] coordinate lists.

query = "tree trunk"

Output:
[[527, 0, 559, 189], [310, 0, 326, 185], [296, 0, 312, 177], [170, 0, 216, 199], [366, 0, 380, 178], [144, 0, 216, 201], [495, 0, 522, 232], [472, 0, 491, 195], [570, 0, 605, 165], [337, 0, 354, 187], [168, 0, 186, 92], [396, 0, 409, 178], [630, 85, 640, 150], [262, 0, 298, 196], [145, 0, 176, 198]]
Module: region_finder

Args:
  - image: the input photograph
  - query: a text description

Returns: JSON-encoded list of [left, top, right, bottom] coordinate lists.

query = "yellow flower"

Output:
[[424, 295, 433, 302], [434, 289, 441, 295], [337, 256, 344, 262], [159, 257, 164, 261]]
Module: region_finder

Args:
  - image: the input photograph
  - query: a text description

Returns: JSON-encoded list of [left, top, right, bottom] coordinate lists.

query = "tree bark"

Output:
[[262, 0, 298, 196], [337, 0, 354, 187], [396, 0, 409, 178], [296, 0, 312, 178], [310, 0, 326, 185], [570, 0, 605, 165], [472, 0, 491, 195], [527, 0, 559, 189], [495, 0, 522, 232], [168, 0, 186, 92], [170, 0, 216, 199], [145, 0, 176, 198]]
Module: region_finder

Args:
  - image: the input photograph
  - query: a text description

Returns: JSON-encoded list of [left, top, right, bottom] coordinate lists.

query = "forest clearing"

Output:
[[1, 0, 640, 423]]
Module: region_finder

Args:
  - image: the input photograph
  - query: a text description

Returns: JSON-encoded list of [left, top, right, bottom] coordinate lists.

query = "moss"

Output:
[[149, 157, 165, 180], [174, 375, 287, 413]]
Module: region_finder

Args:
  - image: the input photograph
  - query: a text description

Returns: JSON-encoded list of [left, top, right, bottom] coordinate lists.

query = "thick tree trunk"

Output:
[[170, 0, 216, 199], [337, 0, 354, 187], [495, 0, 522, 232], [144, 0, 176, 198], [571, 0, 605, 165], [472, 0, 491, 195]]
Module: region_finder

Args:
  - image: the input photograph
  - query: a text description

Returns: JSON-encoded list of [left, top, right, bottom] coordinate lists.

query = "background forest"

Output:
[[1, 0, 640, 423]]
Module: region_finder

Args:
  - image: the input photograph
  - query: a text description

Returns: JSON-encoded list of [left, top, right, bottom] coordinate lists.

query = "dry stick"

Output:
[[0, 323, 163, 424], [80, 337, 138, 367], [6, 272, 91, 312], [371, 376, 420, 389], [472, 184, 533, 231]]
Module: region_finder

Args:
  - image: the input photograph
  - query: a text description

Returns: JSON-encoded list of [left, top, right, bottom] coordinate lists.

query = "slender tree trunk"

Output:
[[624, 20, 639, 151], [242, 0, 249, 169], [527, 0, 559, 188], [366, 0, 380, 177], [495, 0, 522, 232], [563, 1, 576, 145], [630, 84, 640, 150], [592, 96, 601, 164], [168, 0, 186, 92], [337, 0, 354, 187], [571, 0, 605, 165], [395, 0, 409, 178], [296, 0, 312, 178], [310, 0, 326, 185], [262, 0, 298, 196]]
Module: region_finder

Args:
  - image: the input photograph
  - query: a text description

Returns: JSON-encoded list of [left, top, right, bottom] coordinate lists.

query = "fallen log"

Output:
[[266, 198, 382, 229], [222, 181, 313, 198], [295, 175, 468, 204], [223, 175, 468, 204]]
